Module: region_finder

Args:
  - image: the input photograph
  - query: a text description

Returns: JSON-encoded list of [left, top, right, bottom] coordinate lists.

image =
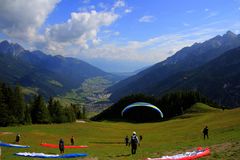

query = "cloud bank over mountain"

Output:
[[0, 0, 240, 72]]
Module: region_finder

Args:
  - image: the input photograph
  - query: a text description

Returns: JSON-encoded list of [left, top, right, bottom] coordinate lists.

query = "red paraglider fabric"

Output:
[[146, 147, 210, 160], [40, 143, 88, 149]]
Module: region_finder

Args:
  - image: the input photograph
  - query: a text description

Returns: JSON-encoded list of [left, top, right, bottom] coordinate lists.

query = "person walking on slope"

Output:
[[59, 138, 64, 154], [203, 126, 209, 140], [130, 131, 140, 154]]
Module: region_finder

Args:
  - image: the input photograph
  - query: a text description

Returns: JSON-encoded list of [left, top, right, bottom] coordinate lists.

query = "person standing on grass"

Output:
[[70, 136, 74, 145], [15, 133, 20, 144], [125, 135, 129, 146], [130, 131, 140, 154], [203, 126, 209, 140], [59, 138, 64, 154]]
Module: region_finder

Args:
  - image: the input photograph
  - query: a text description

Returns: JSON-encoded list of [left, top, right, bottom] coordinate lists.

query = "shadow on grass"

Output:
[[89, 141, 125, 144], [108, 154, 131, 158]]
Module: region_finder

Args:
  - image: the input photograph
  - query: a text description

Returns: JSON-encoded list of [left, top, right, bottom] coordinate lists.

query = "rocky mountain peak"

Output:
[[224, 31, 237, 38], [0, 40, 25, 56]]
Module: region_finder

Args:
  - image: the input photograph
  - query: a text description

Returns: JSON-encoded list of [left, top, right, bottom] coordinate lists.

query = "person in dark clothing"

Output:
[[70, 136, 74, 145], [125, 135, 129, 146], [139, 135, 143, 141], [15, 134, 20, 144], [130, 131, 139, 154], [59, 138, 64, 154], [203, 126, 209, 140]]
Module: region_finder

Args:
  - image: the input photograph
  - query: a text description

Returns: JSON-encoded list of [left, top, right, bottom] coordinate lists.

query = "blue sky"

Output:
[[0, 0, 240, 72]]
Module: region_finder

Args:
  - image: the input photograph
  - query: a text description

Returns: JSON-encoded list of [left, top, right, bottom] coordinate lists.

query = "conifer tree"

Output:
[[11, 85, 26, 124], [53, 100, 65, 123], [31, 95, 50, 124], [24, 104, 32, 124]]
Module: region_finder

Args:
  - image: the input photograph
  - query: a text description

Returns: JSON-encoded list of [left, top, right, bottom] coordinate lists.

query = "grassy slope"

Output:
[[0, 104, 240, 160], [185, 102, 220, 113]]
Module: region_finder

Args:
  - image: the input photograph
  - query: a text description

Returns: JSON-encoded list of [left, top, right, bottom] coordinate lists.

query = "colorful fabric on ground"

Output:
[[40, 143, 88, 148], [146, 147, 210, 160], [15, 152, 88, 158], [0, 142, 30, 148]]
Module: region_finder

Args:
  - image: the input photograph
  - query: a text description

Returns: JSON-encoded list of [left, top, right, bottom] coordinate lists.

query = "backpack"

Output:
[[131, 135, 138, 144]]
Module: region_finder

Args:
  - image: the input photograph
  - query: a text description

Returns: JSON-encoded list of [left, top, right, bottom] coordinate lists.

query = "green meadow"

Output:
[[1, 103, 240, 160]]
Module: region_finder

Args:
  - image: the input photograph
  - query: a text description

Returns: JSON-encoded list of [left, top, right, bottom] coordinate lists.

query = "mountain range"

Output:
[[108, 31, 240, 107], [0, 40, 117, 97], [1, 31, 240, 107]]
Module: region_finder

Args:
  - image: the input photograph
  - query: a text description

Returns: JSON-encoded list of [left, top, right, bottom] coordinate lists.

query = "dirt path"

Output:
[[0, 132, 13, 136]]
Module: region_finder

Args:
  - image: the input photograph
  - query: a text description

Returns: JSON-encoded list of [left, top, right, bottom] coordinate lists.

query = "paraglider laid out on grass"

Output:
[[40, 143, 88, 148], [0, 142, 30, 148], [146, 147, 210, 160], [15, 152, 88, 158], [0, 141, 88, 159], [121, 102, 164, 122]]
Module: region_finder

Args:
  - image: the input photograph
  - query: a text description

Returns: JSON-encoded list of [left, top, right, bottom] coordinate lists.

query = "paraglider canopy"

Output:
[[121, 102, 163, 122]]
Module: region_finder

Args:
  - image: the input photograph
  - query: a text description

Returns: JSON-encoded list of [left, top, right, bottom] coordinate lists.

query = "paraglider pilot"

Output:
[[203, 126, 209, 140], [59, 138, 64, 154], [70, 136, 74, 145], [130, 131, 140, 154], [15, 133, 20, 144]]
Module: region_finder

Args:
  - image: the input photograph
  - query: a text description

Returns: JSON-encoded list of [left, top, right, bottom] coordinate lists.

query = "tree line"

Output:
[[91, 91, 220, 122], [0, 82, 86, 127]]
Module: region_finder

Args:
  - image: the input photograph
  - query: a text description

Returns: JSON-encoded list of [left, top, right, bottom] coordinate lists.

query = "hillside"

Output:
[[148, 47, 240, 107], [185, 102, 220, 113], [0, 40, 118, 98], [109, 31, 240, 104], [0, 104, 240, 160], [91, 91, 218, 122]]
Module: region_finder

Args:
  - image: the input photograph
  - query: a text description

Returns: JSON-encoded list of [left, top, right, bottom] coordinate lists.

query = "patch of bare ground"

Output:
[[0, 132, 13, 136], [80, 158, 98, 160], [76, 120, 86, 123], [203, 141, 240, 160]]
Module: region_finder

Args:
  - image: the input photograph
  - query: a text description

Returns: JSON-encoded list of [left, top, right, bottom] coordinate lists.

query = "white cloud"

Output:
[[186, 10, 195, 14], [125, 8, 132, 13], [74, 24, 238, 65], [98, 2, 108, 10], [104, 30, 120, 36], [31, 19, 240, 66], [76, 34, 198, 63], [1, 0, 239, 72], [78, 5, 96, 12], [183, 23, 190, 27], [238, 7, 240, 10], [139, 16, 155, 23], [112, 0, 125, 11], [45, 10, 118, 49], [206, 12, 218, 19], [0, 1, 121, 55], [83, 0, 90, 4], [0, 0, 60, 41], [203, 8, 218, 19]]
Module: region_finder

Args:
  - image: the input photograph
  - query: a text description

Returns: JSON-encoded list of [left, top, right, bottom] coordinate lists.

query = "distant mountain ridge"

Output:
[[147, 46, 240, 107], [0, 40, 114, 97], [109, 31, 240, 107]]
